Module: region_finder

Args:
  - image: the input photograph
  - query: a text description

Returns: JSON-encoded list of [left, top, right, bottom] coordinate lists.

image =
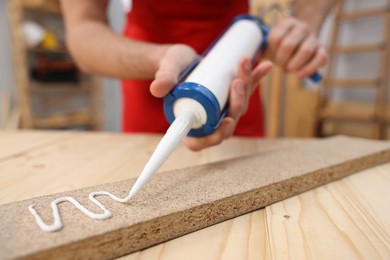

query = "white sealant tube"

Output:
[[183, 19, 263, 112]]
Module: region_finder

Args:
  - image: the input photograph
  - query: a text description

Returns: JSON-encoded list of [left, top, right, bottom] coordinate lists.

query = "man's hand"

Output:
[[267, 17, 327, 78], [150, 44, 198, 97], [183, 58, 272, 151], [151, 44, 272, 151]]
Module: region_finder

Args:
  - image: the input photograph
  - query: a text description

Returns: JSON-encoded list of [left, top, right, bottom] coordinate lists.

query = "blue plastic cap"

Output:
[[163, 82, 227, 137], [309, 72, 322, 83]]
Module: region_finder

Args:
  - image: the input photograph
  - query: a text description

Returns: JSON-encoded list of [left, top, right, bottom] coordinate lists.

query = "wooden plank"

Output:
[[2, 132, 388, 259], [283, 75, 319, 137], [0, 92, 10, 129], [122, 210, 271, 260], [315, 1, 344, 137], [0, 131, 302, 204], [22, 0, 62, 14], [0, 130, 74, 161], [7, 0, 34, 128], [320, 100, 390, 124], [377, 7, 390, 139], [339, 7, 389, 20], [5, 105, 20, 130], [32, 114, 93, 128], [121, 162, 390, 260], [266, 67, 284, 137], [323, 121, 383, 139], [1, 136, 390, 259], [265, 163, 390, 259], [331, 43, 385, 53], [320, 100, 390, 120], [89, 77, 104, 130], [29, 82, 90, 92], [324, 78, 380, 88]]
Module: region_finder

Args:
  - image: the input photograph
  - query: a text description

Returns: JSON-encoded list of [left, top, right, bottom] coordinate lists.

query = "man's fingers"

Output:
[[150, 63, 181, 97], [252, 61, 273, 85], [266, 17, 327, 78], [286, 35, 319, 72], [150, 44, 197, 97], [229, 78, 246, 120], [230, 60, 272, 120], [274, 25, 309, 67], [237, 57, 252, 79], [267, 18, 295, 58], [297, 46, 327, 78]]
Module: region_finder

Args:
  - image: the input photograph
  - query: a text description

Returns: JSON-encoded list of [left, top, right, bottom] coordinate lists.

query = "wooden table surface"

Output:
[[1, 130, 389, 259]]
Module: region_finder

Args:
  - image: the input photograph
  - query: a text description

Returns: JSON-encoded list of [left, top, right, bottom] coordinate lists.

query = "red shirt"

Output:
[[122, 0, 264, 137]]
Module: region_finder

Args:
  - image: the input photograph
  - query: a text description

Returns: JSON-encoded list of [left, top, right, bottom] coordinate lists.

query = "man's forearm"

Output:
[[61, 0, 169, 80], [292, 0, 337, 34], [66, 22, 169, 79]]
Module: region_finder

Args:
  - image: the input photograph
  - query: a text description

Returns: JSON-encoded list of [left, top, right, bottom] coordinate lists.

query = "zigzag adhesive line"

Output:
[[28, 191, 132, 232]]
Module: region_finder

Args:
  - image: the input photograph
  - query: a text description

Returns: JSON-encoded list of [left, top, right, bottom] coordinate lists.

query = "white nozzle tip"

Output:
[[128, 187, 138, 199], [128, 112, 196, 198]]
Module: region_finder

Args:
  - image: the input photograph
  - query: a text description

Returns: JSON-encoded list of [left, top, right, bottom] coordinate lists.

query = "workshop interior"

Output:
[[2, 0, 390, 259], [0, 0, 388, 139]]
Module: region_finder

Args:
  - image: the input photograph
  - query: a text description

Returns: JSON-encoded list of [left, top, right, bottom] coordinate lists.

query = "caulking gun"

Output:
[[129, 14, 322, 198]]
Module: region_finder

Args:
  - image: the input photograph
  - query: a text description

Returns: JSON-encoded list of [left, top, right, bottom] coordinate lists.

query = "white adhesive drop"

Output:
[[28, 190, 134, 232]]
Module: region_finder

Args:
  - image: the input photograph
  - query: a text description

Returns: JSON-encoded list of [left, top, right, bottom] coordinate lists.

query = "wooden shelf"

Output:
[[331, 43, 386, 53], [324, 78, 381, 88], [320, 101, 390, 122], [32, 113, 93, 128], [28, 47, 68, 55], [29, 81, 90, 92], [338, 6, 389, 20], [8, 0, 103, 130], [22, 0, 61, 14], [316, 1, 390, 139]]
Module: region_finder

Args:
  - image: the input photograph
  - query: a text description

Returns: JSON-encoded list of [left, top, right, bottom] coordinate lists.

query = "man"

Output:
[[60, 0, 335, 151]]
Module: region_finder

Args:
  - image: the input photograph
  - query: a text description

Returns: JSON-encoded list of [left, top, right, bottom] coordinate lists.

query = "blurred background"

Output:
[[0, 0, 389, 140]]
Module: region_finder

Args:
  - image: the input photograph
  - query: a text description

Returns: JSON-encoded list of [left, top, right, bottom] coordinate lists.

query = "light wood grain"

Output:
[[121, 209, 271, 260], [1, 131, 390, 260], [1, 135, 390, 259], [0, 130, 73, 161], [266, 163, 390, 259], [120, 163, 390, 260]]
